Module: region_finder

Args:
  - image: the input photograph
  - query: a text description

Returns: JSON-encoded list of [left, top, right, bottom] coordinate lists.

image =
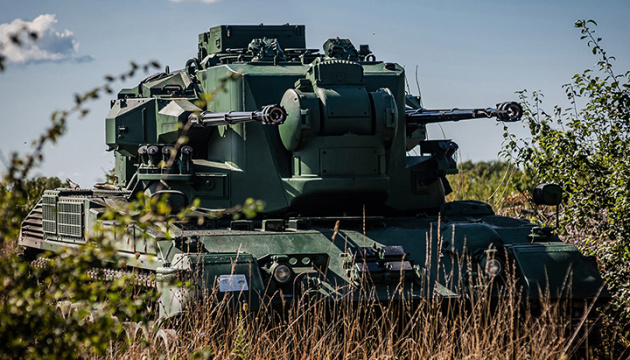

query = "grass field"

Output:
[[107, 275, 584, 360]]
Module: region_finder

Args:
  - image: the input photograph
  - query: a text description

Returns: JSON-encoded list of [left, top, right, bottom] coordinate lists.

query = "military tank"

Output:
[[19, 25, 607, 321]]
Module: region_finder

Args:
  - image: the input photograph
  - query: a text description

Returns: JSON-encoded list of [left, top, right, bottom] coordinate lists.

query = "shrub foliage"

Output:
[[504, 19, 630, 356], [0, 26, 162, 357]]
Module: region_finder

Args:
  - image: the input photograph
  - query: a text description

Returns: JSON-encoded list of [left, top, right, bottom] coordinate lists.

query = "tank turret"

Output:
[[104, 25, 524, 216]]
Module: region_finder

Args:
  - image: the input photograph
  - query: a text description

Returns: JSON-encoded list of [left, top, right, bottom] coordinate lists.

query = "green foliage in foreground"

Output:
[[0, 31, 163, 357], [504, 19, 630, 357]]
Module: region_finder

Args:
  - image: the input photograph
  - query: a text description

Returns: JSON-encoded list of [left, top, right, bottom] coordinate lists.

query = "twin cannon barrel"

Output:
[[189, 101, 523, 127]]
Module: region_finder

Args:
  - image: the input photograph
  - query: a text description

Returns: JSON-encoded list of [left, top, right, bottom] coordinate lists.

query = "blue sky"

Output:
[[1, 0, 629, 187]]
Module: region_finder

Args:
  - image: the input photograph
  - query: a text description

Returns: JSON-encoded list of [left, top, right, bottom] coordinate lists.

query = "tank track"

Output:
[[30, 257, 157, 288]]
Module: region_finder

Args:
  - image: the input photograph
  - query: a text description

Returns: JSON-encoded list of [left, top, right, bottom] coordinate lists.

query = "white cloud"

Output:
[[0, 14, 92, 65], [170, 0, 224, 3]]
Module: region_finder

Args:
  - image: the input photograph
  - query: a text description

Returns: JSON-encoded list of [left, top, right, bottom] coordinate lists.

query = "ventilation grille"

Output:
[[42, 194, 57, 234], [57, 200, 84, 238]]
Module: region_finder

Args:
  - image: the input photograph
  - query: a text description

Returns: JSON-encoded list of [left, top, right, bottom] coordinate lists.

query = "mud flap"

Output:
[[510, 243, 607, 301]]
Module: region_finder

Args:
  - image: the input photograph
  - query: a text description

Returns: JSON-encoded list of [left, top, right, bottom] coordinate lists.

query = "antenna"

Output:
[[415, 65, 423, 107], [404, 66, 411, 94]]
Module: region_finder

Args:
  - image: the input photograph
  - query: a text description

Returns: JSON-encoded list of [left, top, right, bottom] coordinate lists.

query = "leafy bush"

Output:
[[504, 19, 630, 357], [0, 26, 163, 357]]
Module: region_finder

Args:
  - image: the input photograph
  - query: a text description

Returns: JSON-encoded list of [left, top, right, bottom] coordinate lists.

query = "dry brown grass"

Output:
[[102, 273, 593, 360]]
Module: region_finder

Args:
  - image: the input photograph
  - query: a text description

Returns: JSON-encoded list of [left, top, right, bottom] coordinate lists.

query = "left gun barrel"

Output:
[[190, 104, 287, 127]]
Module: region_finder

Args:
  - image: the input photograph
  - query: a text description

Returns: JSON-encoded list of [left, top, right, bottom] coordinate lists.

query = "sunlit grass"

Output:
[[102, 265, 594, 360]]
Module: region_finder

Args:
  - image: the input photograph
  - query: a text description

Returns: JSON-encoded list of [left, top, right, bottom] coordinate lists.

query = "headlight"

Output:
[[484, 258, 502, 277], [272, 263, 292, 284]]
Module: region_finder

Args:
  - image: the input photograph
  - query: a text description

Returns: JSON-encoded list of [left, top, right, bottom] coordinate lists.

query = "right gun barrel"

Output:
[[406, 101, 523, 124]]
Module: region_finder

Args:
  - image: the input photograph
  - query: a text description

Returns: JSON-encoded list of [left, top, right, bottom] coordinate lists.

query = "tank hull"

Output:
[[19, 190, 607, 321]]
